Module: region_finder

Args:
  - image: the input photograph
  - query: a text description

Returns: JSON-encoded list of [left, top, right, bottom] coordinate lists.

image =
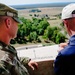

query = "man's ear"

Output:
[[63, 20, 72, 36], [5, 18, 11, 28], [63, 20, 69, 28], [63, 20, 68, 25]]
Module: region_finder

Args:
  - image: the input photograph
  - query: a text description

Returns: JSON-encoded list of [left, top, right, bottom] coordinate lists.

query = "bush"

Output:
[[55, 32, 66, 44]]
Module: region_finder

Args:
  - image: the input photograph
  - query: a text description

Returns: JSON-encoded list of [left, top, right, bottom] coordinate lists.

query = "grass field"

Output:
[[18, 7, 63, 26]]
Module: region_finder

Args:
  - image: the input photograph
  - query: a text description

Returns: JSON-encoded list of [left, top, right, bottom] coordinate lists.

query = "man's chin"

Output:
[[12, 35, 17, 39]]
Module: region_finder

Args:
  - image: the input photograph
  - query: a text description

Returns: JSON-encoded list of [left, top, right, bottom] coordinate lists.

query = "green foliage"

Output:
[[29, 14, 32, 16], [10, 39, 16, 44], [55, 32, 66, 44], [51, 30, 59, 42], [37, 37, 41, 42], [52, 26, 61, 31], [31, 24, 37, 31], [37, 19, 49, 35], [44, 26, 54, 39], [60, 22, 64, 28], [10, 17, 67, 45], [16, 37, 27, 44], [39, 19, 49, 30], [37, 28, 44, 35], [28, 32, 38, 42], [44, 26, 66, 44]]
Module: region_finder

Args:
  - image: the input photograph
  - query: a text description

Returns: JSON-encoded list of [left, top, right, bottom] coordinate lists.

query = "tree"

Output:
[[44, 26, 53, 39], [55, 32, 66, 44], [28, 32, 38, 42]]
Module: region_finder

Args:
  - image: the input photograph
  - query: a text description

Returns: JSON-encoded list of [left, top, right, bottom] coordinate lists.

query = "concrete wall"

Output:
[[17, 45, 58, 75], [26, 60, 55, 75]]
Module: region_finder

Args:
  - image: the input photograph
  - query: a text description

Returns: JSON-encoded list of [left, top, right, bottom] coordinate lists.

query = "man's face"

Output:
[[8, 17, 18, 39], [63, 18, 75, 36]]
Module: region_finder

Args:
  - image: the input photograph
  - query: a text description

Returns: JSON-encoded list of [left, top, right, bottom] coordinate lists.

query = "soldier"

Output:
[[0, 3, 38, 75]]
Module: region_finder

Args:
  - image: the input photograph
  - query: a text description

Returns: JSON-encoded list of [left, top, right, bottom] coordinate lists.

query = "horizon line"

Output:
[[10, 1, 75, 6]]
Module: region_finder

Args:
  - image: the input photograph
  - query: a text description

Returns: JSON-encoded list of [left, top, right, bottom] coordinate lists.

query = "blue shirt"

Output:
[[54, 35, 75, 75]]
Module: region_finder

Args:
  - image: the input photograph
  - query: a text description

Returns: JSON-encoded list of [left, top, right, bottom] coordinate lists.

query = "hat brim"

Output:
[[13, 17, 23, 24]]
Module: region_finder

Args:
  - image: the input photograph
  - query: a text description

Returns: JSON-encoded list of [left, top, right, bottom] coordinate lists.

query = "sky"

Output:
[[0, 0, 75, 5]]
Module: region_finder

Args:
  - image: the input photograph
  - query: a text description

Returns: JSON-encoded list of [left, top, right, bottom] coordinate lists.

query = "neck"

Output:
[[0, 33, 11, 45], [70, 31, 75, 36]]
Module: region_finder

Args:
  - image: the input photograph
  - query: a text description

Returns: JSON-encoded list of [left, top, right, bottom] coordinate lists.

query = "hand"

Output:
[[58, 43, 68, 52], [28, 60, 38, 70], [59, 43, 68, 48]]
